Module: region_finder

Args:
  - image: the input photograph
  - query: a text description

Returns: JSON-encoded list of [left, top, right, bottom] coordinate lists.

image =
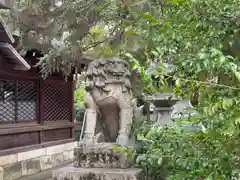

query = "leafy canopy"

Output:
[[125, 0, 240, 179], [2, 0, 139, 77]]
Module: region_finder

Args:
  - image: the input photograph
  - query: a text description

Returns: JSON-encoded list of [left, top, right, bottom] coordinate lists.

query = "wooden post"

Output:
[[14, 80, 18, 122], [69, 77, 75, 139], [37, 80, 44, 144]]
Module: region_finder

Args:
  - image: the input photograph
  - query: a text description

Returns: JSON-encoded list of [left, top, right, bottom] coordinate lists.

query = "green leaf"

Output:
[[175, 78, 181, 87], [157, 157, 163, 166], [234, 117, 240, 125], [222, 99, 234, 110], [234, 71, 240, 82], [151, 51, 159, 57], [111, 144, 121, 150]]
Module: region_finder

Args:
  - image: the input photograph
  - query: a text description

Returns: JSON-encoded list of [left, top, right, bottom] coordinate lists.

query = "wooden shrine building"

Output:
[[0, 51, 74, 155], [0, 35, 89, 157]]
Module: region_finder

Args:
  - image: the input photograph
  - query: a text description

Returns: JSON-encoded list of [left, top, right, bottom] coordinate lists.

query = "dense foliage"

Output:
[[0, 0, 116, 77], [127, 0, 240, 179], [74, 75, 86, 108], [2, 0, 240, 179]]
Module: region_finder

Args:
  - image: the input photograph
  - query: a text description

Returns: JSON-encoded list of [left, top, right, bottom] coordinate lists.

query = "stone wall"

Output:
[[0, 141, 77, 180]]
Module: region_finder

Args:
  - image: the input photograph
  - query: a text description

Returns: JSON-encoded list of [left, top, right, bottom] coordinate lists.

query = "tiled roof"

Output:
[[0, 19, 30, 71]]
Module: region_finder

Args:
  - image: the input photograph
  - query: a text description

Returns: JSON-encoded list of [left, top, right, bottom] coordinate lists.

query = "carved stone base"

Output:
[[73, 143, 135, 169], [52, 166, 142, 180]]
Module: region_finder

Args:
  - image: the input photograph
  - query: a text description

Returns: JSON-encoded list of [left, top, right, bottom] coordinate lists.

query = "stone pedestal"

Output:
[[52, 166, 142, 180], [52, 143, 141, 180], [73, 143, 134, 169]]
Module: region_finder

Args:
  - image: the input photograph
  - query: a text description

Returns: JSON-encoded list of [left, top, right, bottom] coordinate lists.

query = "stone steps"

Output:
[[16, 163, 71, 180], [52, 166, 141, 180]]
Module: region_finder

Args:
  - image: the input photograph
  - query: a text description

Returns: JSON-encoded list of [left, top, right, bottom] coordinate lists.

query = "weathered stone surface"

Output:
[[83, 57, 135, 146], [40, 156, 52, 171], [52, 166, 142, 180], [63, 151, 74, 162], [46, 145, 65, 156], [63, 142, 78, 151], [0, 167, 3, 180], [18, 148, 45, 162], [3, 162, 22, 180], [0, 154, 17, 166], [0, 142, 77, 180], [51, 153, 64, 167], [73, 143, 134, 169], [69, 150, 74, 161], [21, 157, 41, 176], [145, 93, 179, 125]]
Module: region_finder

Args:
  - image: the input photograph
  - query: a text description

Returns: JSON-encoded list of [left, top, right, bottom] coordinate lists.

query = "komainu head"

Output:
[[86, 57, 132, 92]]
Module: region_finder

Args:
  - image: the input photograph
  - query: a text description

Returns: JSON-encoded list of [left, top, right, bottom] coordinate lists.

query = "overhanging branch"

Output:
[[82, 25, 119, 51]]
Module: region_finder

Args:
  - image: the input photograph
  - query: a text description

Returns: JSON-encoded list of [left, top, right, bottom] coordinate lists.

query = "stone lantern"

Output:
[[146, 92, 179, 125]]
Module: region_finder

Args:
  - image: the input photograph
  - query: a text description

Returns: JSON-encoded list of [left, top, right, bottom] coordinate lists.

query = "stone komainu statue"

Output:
[[82, 57, 135, 146]]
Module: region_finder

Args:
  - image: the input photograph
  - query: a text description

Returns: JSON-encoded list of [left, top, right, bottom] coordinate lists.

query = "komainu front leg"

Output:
[[81, 92, 98, 145], [117, 108, 134, 146]]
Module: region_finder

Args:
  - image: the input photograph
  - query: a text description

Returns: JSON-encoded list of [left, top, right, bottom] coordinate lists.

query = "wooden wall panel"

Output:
[[0, 56, 75, 154], [43, 82, 71, 122], [0, 131, 39, 150], [43, 128, 72, 142]]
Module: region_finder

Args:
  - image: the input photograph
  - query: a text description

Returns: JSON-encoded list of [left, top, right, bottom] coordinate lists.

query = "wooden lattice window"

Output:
[[0, 79, 37, 124], [43, 83, 70, 121]]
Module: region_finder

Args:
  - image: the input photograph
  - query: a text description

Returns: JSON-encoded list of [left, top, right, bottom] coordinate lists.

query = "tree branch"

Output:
[[82, 39, 108, 51], [82, 25, 119, 51]]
